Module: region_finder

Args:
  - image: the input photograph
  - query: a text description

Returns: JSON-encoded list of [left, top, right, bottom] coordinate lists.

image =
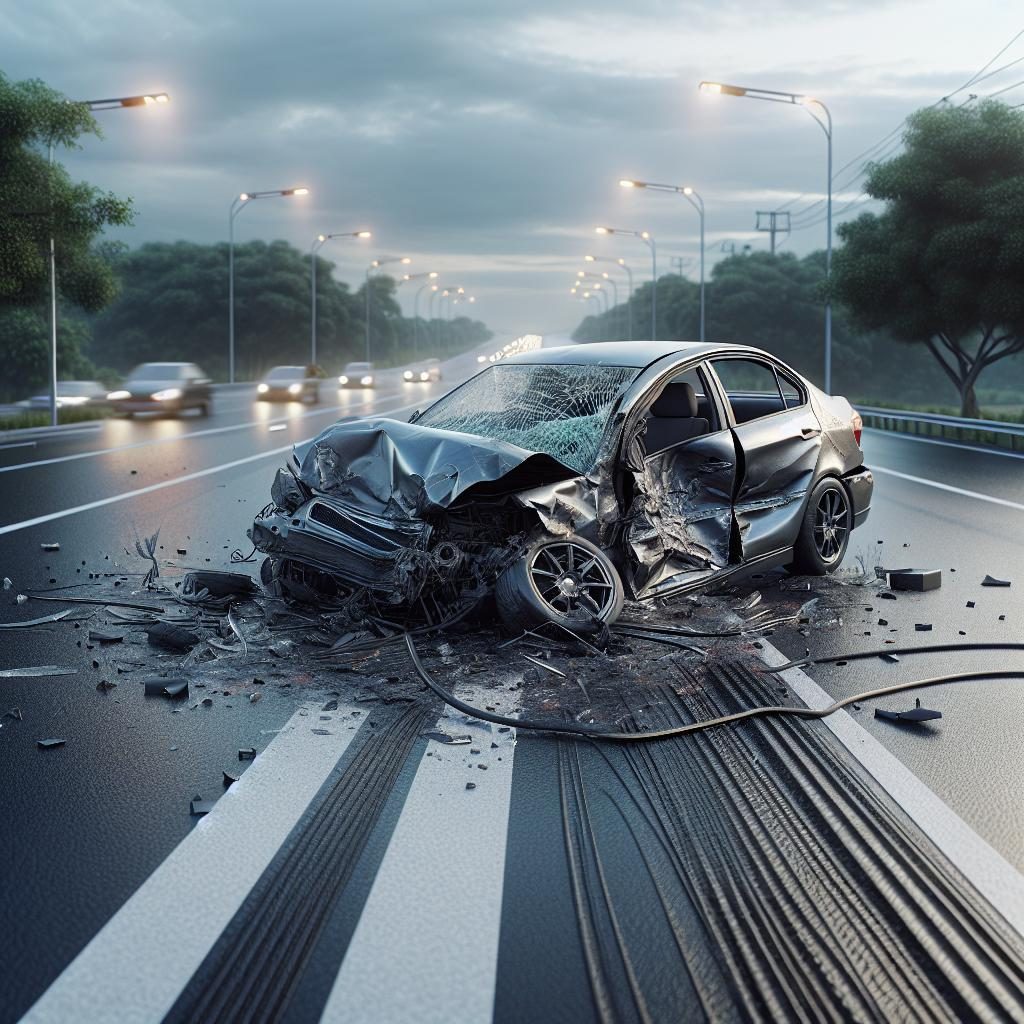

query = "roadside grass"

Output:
[[0, 406, 111, 432]]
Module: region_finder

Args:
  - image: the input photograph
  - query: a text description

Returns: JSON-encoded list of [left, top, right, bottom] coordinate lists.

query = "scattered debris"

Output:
[[223, 770, 240, 787], [914, 623, 933, 632], [322, 699, 338, 711], [0, 665, 77, 678], [88, 629, 125, 644], [36, 737, 65, 749], [238, 747, 257, 760], [522, 653, 566, 677], [982, 575, 1011, 588], [780, 580, 811, 592], [874, 699, 942, 724], [422, 731, 472, 745], [143, 676, 189, 698], [249, 691, 262, 704], [190, 795, 215, 816], [134, 529, 161, 586], [145, 622, 200, 651], [96, 680, 117, 692], [881, 653, 901, 664], [466, 781, 477, 790], [886, 568, 941, 592], [966, 601, 975, 609], [2, 577, 11, 590], [15, 595, 27, 605], [40, 543, 60, 552]]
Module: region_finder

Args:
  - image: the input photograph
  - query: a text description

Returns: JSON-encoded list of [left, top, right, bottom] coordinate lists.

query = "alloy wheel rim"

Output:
[[528, 542, 616, 618], [813, 488, 849, 563]]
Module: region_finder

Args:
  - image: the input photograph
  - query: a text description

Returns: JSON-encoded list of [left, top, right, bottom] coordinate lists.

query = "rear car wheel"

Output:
[[791, 477, 852, 575], [495, 533, 624, 635]]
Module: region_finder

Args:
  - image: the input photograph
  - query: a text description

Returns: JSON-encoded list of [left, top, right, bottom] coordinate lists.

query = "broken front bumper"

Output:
[[249, 498, 432, 594], [844, 467, 873, 528]]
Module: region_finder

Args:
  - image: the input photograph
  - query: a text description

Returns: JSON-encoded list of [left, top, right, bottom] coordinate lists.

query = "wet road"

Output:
[[2, 353, 1023, 1022]]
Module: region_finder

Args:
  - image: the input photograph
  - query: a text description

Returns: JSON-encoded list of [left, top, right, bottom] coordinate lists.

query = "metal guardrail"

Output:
[[856, 405, 1024, 452]]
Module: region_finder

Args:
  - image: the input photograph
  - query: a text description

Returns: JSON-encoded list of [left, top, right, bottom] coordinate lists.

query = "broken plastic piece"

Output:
[[2, 578, 11, 590], [421, 731, 473, 745], [881, 653, 900, 664], [223, 770, 240, 787], [40, 543, 60, 552], [146, 622, 200, 651], [982, 575, 1011, 588], [915, 623, 933, 632], [238, 747, 257, 760], [874, 698, 942, 723], [886, 568, 941, 592], [37, 737, 65, 749], [88, 629, 125, 643], [190, 796, 215, 816], [143, 676, 189, 698], [96, 680, 117, 692]]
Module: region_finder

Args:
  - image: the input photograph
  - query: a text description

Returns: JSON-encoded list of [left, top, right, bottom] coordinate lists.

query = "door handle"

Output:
[[800, 426, 821, 439]]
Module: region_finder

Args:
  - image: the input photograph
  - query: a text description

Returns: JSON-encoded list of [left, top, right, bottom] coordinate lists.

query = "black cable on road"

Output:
[[404, 633, 1024, 743], [765, 642, 1024, 672]]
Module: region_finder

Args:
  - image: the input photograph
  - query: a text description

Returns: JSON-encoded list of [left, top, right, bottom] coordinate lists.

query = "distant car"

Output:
[[338, 362, 375, 388], [402, 358, 442, 383], [253, 341, 873, 633], [107, 363, 213, 417], [257, 366, 321, 404], [25, 381, 108, 409]]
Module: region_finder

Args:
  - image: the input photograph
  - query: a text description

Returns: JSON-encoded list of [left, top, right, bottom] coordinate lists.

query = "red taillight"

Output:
[[852, 410, 863, 446]]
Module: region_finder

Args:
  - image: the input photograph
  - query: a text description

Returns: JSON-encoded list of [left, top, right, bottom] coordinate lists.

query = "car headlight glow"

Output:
[[476, 355, 486, 363], [151, 388, 182, 401], [288, 382, 302, 394], [257, 383, 269, 393], [107, 390, 130, 401], [419, 372, 429, 381], [403, 370, 414, 381], [360, 375, 374, 386], [338, 375, 349, 385], [58, 396, 90, 406]]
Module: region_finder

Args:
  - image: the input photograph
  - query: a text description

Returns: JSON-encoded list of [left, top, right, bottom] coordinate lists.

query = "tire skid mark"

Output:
[[543, 658, 1024, 1022], [163, 702, 433, 1024]]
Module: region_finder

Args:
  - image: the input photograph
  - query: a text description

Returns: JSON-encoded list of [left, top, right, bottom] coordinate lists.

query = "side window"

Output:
[[710, 358, 785, 425], [777, 367, 805, 408]]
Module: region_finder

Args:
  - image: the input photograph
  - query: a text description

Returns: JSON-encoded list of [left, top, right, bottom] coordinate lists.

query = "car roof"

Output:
[[501, 340, 749, 369], [268, 365, 304, 372]]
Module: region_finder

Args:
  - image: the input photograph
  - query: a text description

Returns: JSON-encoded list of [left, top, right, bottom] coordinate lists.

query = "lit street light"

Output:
[[45, 92, 170, 426], [310, 230, 371, 365], [620, 179, 705, 343], [585, 255, 632, 340], [700, 80, 833, 390], [229, 187, 309, 384], [595, 227, 657, 340], [399, 272, 440, 359], [365, 256, 412, 363]]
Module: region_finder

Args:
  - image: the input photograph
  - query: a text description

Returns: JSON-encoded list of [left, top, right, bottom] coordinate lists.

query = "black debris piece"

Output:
[[190, 796, 215, 816], [874, 699, 942, 724], [466, 781, 477, 790], [145, 622, 200, 651], [311, 727, 332, 735], [322, 699, 339, 711], [143, 676, 189, 698], [96, 680, 117, 692], [223, 770, 240, 787], [982, 575, 1012, 588], [88, 629, 126, 644], [238, 747, 257, 760], [201, 697, 213, 707], [879, 592, 897, 601], [886, 568, 941, 592], [877, 618, 889, 626], [37, 737, 65, 749], [914, 623, 933, 632], [177, 548, 187, 555], [881, 653, 900, 664], [966, 601, 975, 609], [780, 580, 812, 592], [422, 731, 473, 745]]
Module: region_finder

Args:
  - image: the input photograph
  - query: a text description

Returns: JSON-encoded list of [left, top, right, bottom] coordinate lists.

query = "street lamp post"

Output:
[[619, 180, 705, 343], [700, 80, 833, 390], [365, 256, 412, 363], [595, 227, 656, 340], [229, 187, 309, 384], [310, 230, 371, 365], [45, 92, 169, 426], [585, 255, 632, 340], [398, 271, 439, 359]]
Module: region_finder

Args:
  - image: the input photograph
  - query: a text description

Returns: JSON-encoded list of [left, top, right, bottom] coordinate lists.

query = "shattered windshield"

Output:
[[416, 363, 637, 472]]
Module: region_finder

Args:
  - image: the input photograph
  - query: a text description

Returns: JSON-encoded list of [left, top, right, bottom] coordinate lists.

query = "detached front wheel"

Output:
[[495, 533, 623, 635]]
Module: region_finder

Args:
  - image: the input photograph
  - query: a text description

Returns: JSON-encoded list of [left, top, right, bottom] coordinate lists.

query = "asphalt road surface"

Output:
[[2, 343, 1023, 1023]]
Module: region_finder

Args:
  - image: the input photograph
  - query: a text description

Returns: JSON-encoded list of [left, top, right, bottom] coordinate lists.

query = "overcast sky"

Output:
[[3, 1, 1023, 340]]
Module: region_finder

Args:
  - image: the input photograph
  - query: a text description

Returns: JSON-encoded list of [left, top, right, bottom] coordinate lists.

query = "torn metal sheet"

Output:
[[874, 699, 942, 723], [982, 574, 1012, 588], [143, 677, 189, 698], [0, 610, 73, 629], [37, 737, 65, 749]]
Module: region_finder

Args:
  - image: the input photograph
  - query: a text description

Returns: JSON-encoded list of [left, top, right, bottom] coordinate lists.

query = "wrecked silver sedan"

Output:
[[250, 342, 873, 632]]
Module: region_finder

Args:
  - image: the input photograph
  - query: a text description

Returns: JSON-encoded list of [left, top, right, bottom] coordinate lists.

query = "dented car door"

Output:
[[709, 356, 821, 561]]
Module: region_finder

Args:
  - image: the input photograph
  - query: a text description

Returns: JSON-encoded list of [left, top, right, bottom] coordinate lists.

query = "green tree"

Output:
[[0, 308, 95, 401], [0, 73, 134, 310], [831, 101, 1024, 418]]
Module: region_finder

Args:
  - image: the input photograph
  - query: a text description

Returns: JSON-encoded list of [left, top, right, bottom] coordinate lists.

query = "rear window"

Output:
[[266, 366, 304, 382], [129, 364, 182, 381]]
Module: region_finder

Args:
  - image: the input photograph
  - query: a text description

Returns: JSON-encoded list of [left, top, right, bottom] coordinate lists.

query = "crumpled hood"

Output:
[[294, 416, 579, 518]]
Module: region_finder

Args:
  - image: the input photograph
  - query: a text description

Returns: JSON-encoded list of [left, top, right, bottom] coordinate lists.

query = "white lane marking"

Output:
[[0, 400, 418, 537], [873, 465, 1024, 512], [0, 390, 408, 475], [0, 440, 36, 451], [322, 691, 517, 1024], [865, 427, 1024, 461], [21, 701, 366, 1024], [760, 641, 1024, 938]]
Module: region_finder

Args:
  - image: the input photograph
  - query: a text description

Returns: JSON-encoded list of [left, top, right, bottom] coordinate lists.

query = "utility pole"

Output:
[[755, 210, 790, 254]]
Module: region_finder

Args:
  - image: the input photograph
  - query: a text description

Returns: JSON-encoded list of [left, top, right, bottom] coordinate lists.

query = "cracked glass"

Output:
[[416, 363, 636, 472]]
